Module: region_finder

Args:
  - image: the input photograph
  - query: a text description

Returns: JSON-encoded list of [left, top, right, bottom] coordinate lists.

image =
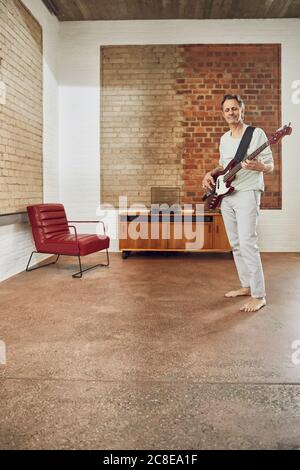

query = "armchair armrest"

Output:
[[68, 220, 106, 235], [68, 225, 80, 251]]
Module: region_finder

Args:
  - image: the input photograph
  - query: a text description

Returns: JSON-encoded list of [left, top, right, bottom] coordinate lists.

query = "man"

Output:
[[202, 94, 274, 312]]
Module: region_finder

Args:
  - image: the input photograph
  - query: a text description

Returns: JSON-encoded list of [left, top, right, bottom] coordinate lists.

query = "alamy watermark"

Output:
[[0, 340, 6, 365], [291, 339, 300, 365], [96, 197, 206, 250], [291, 80, 300, 104]]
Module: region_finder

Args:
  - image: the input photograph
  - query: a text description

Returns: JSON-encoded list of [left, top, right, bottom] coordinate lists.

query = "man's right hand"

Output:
[[202, 171, 215, 191]]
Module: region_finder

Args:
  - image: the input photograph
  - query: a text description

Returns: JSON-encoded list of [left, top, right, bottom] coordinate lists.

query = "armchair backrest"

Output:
[[27, 204, 70, 251]]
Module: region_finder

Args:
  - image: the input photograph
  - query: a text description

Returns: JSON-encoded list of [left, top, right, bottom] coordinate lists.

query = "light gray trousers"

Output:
[[221, 190, 266, 298]]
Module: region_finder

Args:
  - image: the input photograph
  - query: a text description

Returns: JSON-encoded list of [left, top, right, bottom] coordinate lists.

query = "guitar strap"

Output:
[[233, 126, 256, 163]]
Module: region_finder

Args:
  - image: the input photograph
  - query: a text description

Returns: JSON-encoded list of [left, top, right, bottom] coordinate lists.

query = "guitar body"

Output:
[[204, 160, 236, 209]]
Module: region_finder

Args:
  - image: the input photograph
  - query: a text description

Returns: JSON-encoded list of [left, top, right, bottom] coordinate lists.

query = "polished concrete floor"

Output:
[[0, 252, 300, 449]]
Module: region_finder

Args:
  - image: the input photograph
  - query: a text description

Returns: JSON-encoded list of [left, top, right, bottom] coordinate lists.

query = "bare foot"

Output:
[[240, 297, 266, 312], [225, 287, 251, 298]]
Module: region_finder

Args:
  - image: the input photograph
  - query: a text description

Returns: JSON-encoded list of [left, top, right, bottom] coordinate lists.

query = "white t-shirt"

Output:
[[219, 125, 274, 192]]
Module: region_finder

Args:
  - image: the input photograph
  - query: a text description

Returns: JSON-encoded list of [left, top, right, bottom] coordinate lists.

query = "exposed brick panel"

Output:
[[101, 44, 281, 209], [0, 0, 43, 215]]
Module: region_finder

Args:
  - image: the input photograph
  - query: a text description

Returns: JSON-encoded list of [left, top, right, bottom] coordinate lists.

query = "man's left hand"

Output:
[[241, 159, 265, 172]]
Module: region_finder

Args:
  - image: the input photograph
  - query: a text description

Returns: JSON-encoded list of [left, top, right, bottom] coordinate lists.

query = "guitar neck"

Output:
[[224, 140, 270, 181]]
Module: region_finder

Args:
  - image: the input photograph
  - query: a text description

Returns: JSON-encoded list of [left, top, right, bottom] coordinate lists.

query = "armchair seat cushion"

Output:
[[39, 233, 110, 256]]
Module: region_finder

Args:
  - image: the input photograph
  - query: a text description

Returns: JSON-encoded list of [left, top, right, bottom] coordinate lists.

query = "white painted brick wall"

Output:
[[0, 215, 33, 282], [0, 214, 50, 282]]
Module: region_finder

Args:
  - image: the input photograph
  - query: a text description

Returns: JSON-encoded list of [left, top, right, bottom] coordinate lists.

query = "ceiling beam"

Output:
[[41, 0, 59, 16], [40, 0, 300, 21]]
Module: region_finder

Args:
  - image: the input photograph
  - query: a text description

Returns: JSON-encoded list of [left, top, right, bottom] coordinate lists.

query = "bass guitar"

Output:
[[202, 123, 292, 210]]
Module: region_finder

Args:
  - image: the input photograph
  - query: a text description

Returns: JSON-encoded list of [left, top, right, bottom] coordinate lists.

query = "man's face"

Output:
[[222, 99, 242, 125]]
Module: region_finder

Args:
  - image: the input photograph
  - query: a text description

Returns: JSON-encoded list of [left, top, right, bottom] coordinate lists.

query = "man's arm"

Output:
[[210, 165, 224, 176], [202, 137, 225, 190], [261, 162, 274, 174], [241, 160, 274, 174], [242, 128, 274, 174], [202, 165, 224, 190]]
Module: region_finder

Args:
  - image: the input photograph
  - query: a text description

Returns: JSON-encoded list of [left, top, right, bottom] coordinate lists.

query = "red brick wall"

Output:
[[178, 44, 281, 209]]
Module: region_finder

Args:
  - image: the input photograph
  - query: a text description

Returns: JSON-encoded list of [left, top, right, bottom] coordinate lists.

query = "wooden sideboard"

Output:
[[119, 210, 231, 258]]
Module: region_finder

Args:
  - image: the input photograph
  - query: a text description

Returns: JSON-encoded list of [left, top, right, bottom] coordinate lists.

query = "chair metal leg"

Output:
[[26, 252, 60, 272], [72, 249, 110, 278], [72, 255, 83, 278], [104, 248, 110, 267], [26, 250, 109, 278]]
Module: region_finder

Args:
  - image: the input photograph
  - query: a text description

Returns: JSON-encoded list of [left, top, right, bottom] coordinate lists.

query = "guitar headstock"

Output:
[[269, 123, 292, 145]]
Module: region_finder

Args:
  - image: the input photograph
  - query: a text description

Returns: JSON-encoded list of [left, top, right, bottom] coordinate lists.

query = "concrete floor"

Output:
[[0, 252, 300, 449]]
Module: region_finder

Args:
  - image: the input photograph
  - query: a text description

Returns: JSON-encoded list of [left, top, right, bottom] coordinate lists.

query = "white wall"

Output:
[[0, 0, 60, 282], [59, 19, 300, 252]]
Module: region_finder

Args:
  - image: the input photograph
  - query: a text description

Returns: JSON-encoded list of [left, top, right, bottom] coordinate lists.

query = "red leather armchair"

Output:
[[26, 203, 110, 278]]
